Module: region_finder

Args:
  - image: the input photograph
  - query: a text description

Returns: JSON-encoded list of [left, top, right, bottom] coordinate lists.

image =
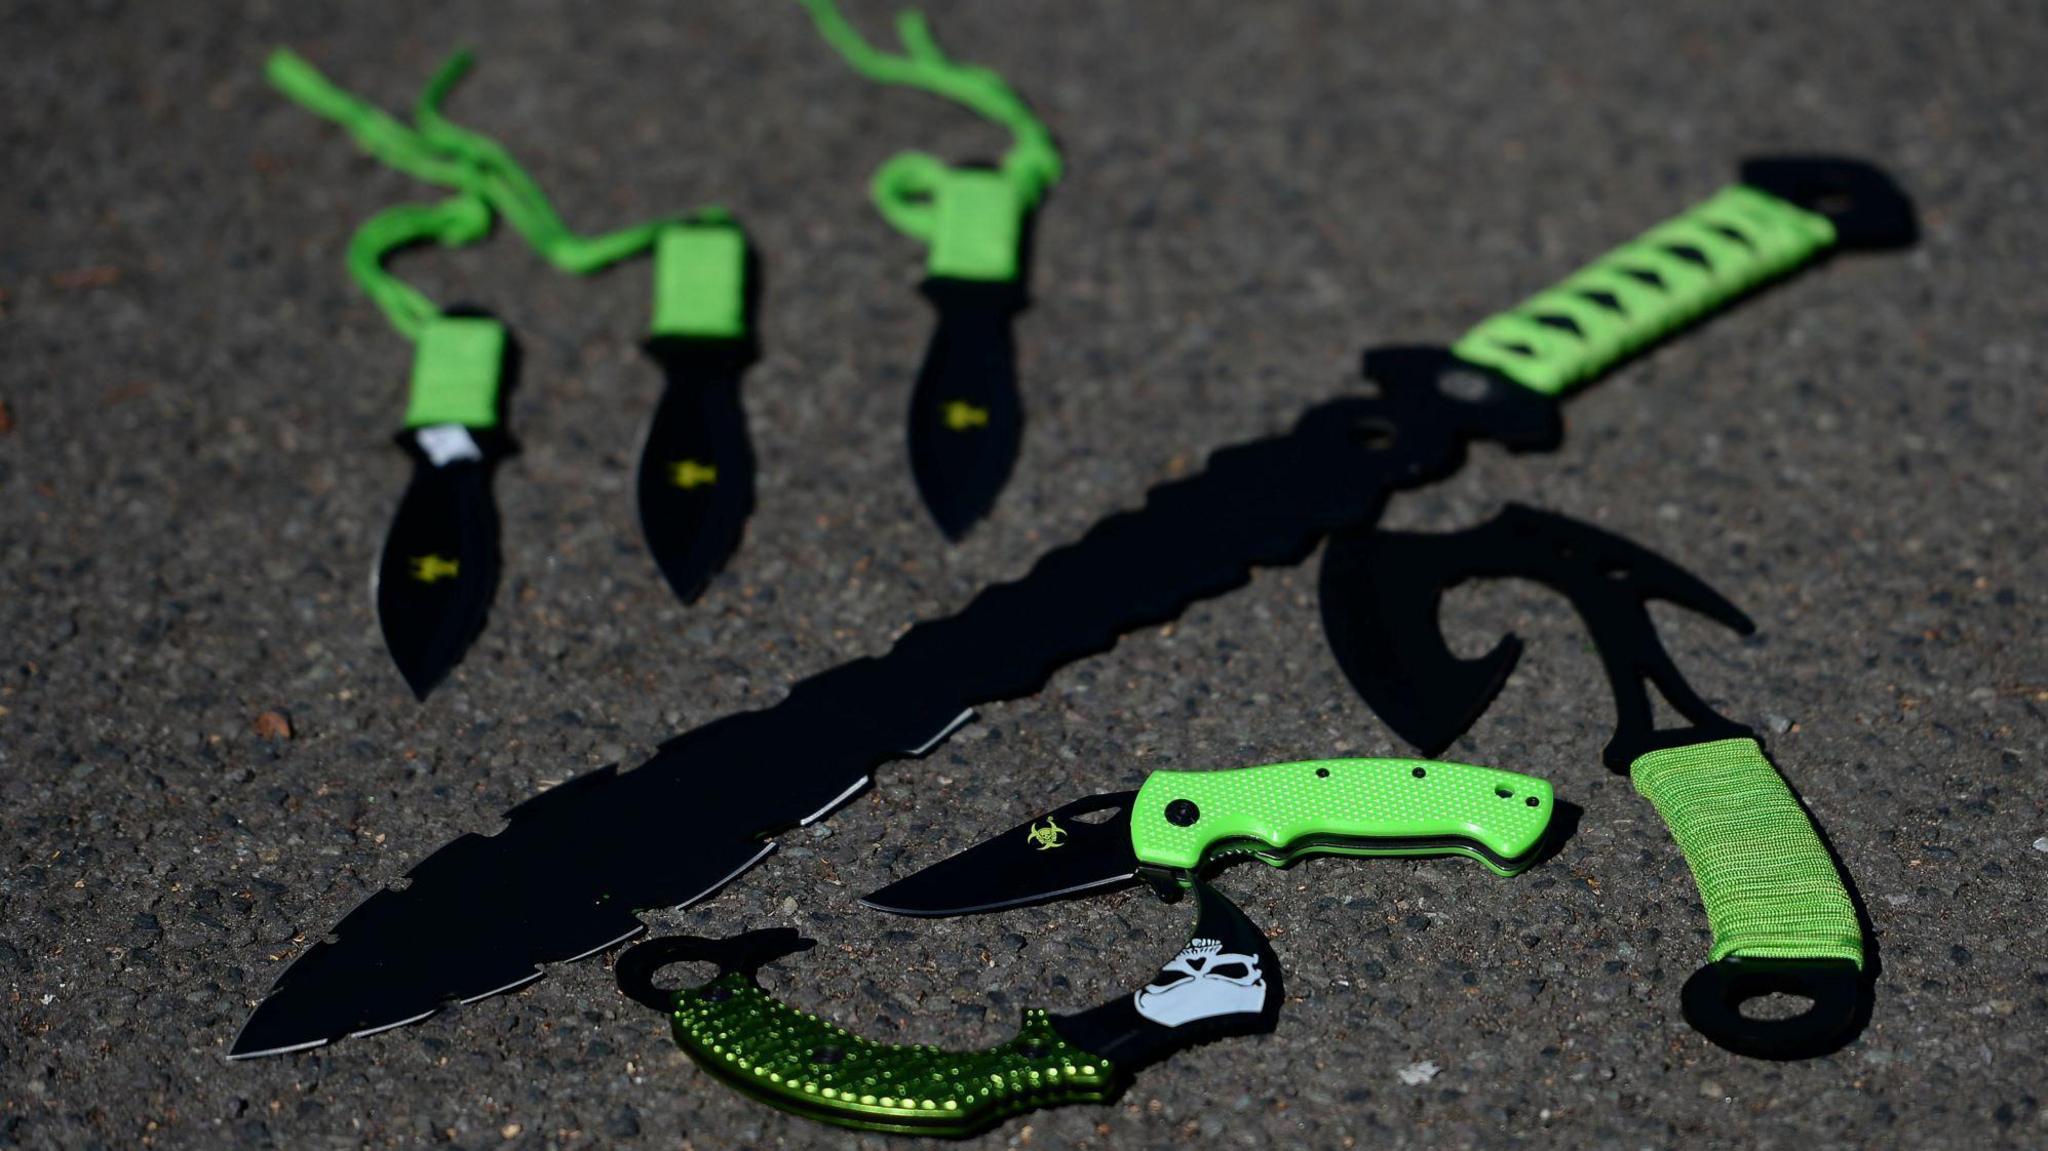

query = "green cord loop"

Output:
[[412, 51, 673, 274], [799, 0, 1060, 278], [345, 194, 493, 341], [267, 48, 673, 337], [265, 51, 476, 189]]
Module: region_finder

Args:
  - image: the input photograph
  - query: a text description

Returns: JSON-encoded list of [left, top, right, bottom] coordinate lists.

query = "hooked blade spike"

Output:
[[1320, 504, 1756, 766]]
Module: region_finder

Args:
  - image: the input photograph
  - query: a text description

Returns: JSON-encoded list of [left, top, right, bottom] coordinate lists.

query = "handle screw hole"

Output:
[[1316, 767, 1331, 778], [1411, 767, 1427, 779], [1496, 788, 1513, 799], [1526, 796, 1541, 807]]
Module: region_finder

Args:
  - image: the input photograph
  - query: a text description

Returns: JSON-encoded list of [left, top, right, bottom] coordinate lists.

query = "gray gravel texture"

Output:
[[3, 1, 2046, 1148]]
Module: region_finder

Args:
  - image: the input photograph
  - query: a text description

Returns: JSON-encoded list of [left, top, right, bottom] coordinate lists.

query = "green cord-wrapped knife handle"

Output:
[[1633, 737, 1864, 1057], [1453, 157, 1916, 396]]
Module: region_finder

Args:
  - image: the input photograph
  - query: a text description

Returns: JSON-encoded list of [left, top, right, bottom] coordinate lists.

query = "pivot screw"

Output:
[[1165, 799, 1200, 827]]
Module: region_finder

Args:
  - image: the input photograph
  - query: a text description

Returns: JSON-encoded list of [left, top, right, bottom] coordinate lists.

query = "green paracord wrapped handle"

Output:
[[1632, 737, 1866, 1058], [1632, 738, 1860, 967], [1454, 157, 1916, 396], [617, 931, 1118, 1136]]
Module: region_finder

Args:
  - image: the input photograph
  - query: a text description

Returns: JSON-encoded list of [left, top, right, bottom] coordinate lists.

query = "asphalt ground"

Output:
[[2, 1, 2044, 1148]]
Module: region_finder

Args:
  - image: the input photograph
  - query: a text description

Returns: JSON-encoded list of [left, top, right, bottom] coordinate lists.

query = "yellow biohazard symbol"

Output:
[[669, 459, 719, 489], [1025, 816, 1068, 851], [942, 401, 990, 431], [409, 554, 460, 583]]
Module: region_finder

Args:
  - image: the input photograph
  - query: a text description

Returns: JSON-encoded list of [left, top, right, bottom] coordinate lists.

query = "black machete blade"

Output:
[[635, 339, 756, 605], [230, 374, 1556, 1057], [861, 790, 1142, 917], [908, 277, 1025, 541], [375, 449, 498, 701]]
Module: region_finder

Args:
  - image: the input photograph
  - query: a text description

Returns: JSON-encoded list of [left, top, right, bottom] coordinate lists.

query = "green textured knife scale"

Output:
[[651, 218, 749, 340], [1129, 757, 1553, 876], [925, 168, 1025, 282], [1453, 184, 1836, 396], [402, 315, 505, 429], [1631, 737, 1862, 968], [668, 976, 1117, 1137]]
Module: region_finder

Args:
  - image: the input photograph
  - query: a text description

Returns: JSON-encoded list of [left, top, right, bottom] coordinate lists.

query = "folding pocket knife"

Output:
[[863, 756, 1555, 916]]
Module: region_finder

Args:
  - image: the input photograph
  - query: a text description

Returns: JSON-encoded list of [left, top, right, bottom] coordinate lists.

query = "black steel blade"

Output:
[[908, 277, 1025, 541], [635, 339, 756, 605], [860, 791, 1141, 916], [232, 365, 1558, 1056], [1319, 504, 1756, 765], [1052, 877, 1282, 1070], [375, 446, 498, 701]]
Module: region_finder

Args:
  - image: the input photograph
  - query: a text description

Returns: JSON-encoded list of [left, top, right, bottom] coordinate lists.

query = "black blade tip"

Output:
[[397, 664, 442, 702]]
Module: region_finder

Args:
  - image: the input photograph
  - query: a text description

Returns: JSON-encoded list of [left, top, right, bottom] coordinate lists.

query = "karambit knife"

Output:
[[1321, 505, 1874, 1059], [228, 156, 1909, 1059], [375, 309, 510, 699], [863, 757, 1554, 917], [635, 214, 759, 603], [617, 877, 1280, 1137], [801, 0, 1060, 539]]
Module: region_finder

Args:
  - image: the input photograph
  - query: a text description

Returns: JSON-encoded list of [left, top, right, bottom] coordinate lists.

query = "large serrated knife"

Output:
[[230, 157, 1911, 1059]]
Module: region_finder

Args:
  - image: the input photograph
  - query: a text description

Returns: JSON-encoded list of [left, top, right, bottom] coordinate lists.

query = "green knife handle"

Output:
[[650, 214, 750, 340], [1129, 758, 1552, 877], [666, 975, 1117, 1137], [1630, 737, 1861, 968], [402, 315, 505, 430], [1451, 183, 1835, 396]]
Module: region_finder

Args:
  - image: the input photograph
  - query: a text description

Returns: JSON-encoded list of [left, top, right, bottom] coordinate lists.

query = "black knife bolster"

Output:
[[919, 275, 1028, 316], [394, 425, 514, 462], [1135, 865, 1191, 903], [643, 334, 759, 374]]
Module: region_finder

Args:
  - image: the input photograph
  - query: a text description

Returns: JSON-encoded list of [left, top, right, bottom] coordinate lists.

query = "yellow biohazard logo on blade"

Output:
[[670, 459, 718, 489], [1025, 816, 1067, 851], [942, 401, 990, 431], [409, 554, 460, 583]]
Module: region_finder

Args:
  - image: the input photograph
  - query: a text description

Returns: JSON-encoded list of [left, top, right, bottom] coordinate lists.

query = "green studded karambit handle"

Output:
[[1452, 184, 1835, 396], [666, 974, 1118, 1137], [403, 315, 505, 430], [1130, 758, 1553, 877], [1631, 737, 1861, 968]]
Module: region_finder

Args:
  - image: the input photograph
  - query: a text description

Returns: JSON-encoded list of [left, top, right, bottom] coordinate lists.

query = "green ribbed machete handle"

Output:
[[1631, 737, 1862, 967], [667, 974, 1117, 1136], [1130, 758, 1553, 876], [1453, 184, 1837, 395]]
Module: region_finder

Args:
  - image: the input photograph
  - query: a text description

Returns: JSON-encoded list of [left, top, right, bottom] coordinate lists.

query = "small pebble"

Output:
[[1397, 1060, 1440, 1085], [251, 711, 292, 740], [2032, 837, 2048, 853]]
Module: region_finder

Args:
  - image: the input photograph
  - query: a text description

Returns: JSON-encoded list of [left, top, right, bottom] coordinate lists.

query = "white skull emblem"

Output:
[[1132, 936, 1267, 1027]]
